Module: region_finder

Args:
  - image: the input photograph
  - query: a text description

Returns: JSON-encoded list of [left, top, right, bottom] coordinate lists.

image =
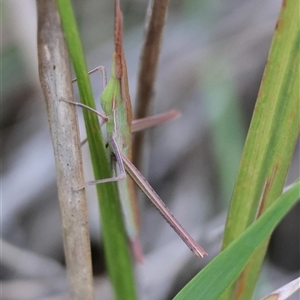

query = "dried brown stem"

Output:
[[37, 0, 94, 299], [133, 0, 170, 168]]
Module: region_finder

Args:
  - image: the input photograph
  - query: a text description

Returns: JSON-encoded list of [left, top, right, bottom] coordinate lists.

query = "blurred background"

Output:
[[1, 0, 299, 299]]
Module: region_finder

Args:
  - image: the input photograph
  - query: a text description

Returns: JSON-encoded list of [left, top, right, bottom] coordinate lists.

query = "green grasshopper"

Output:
[[69, 0, 207, 260]]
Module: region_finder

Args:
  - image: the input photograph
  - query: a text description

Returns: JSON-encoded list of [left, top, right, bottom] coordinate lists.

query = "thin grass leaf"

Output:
[[174, 179, 300, 300], [54, 1, 137, 299], [220, 0, 300, 298]]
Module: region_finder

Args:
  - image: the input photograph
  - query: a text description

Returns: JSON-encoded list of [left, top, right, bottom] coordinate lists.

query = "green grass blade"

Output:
[[174, 180, 300, 300], [220, 0, 300, 298], [54, 1, 137, 299]]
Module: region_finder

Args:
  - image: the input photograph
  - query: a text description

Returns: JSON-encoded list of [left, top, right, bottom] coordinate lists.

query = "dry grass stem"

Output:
[[37, 0, 94, 299], [133, 0, 170, 167]]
